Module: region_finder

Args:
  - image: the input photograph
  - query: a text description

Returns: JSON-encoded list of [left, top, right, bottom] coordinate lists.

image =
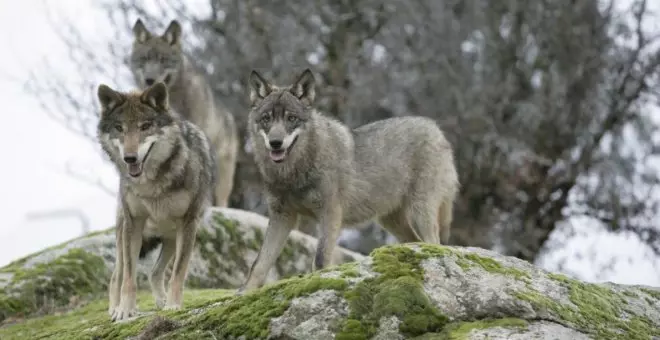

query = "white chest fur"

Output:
[[125, 190, 193, 238]]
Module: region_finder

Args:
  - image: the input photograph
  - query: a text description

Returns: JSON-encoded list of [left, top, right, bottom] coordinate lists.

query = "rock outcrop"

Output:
[[0, 209, 659, 340], [0, 208, 363, 324]]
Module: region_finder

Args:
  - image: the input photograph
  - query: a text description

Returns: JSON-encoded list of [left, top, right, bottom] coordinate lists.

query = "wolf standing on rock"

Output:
[[239, 69, 460, 292], [96, 82, 216, 321], [129, 18, 238, 207]]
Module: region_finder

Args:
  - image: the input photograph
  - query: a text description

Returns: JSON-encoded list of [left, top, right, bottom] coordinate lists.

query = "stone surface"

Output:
[[0, 207, 363, 323], [0, 214, 658, 340]]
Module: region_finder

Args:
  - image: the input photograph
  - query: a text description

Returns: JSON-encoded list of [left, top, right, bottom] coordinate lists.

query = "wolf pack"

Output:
[[99, 19, 460, 322]]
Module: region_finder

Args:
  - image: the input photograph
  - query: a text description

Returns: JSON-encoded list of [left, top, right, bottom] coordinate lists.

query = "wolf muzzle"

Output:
[[265, 128, 300, 163]]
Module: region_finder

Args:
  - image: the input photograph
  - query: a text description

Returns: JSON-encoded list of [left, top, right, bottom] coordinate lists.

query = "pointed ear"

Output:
[[162, 20, 182, 46], [248, 70, 272, 106], [290, 68, 315, 106], [132, 18, 151, 43], [141, 82, 169, 111], [97, 84, 124, 114]]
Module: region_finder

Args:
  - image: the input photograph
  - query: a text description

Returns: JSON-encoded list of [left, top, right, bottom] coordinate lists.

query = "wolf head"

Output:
[[247, 69, 316, 163], [130, 19, 183, 89], [96, 82, 178, 179]]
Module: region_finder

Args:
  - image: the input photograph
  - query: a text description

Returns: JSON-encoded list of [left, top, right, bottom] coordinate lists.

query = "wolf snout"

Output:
[[145, 78, 155, 86], [269, 140, 284, 150], [124, 153, 139, 164]]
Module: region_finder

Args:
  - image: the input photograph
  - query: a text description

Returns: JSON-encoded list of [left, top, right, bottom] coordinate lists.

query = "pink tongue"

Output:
[[128, 163, 142, 176], [270, 150, 286, 161]]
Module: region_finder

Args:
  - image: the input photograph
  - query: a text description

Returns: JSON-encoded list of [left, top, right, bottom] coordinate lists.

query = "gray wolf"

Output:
[[96, 82, 215, 321], [239, 69, 460, 292], [130, 18, 238, 207]]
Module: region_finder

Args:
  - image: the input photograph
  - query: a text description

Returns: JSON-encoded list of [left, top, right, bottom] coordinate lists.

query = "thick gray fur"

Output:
[[130, 18, 238, 209], [239, 69, 460, 292], [96, 82, 215, 321]]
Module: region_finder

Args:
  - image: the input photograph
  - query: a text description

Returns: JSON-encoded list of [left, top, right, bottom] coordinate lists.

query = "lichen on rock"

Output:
[[0, 215, 659, 339], [0, 248, 108, 323], [0, 207, 363, 324]]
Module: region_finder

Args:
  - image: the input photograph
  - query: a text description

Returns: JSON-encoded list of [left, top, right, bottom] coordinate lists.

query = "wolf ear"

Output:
[[141, 82, 170, 111], [97, 84, 124, 114], [132, 18, 151, 43], [290, 68, 315, 106], [162, 20, 182, 46], [248, 70, 272, 106]]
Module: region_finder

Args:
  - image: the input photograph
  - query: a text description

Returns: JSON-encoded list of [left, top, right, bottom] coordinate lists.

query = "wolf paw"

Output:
[[163, 303, 182, 311], [153, 293, 167, 309], [111, 304, 138, 322], [108, 297, 120, 316]]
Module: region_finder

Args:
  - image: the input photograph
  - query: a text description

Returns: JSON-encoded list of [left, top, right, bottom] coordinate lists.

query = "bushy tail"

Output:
[[438, 200, 453, 245], [139, 236, 163, 259]]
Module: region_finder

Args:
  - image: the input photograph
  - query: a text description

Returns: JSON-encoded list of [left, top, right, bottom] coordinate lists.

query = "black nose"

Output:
[[269, 140, 283, 149], [124, 154, 138, 164], [145, 78, 155, 86]]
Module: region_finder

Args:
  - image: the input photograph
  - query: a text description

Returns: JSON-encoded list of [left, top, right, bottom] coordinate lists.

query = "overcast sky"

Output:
[[0, 0, 658, 287]]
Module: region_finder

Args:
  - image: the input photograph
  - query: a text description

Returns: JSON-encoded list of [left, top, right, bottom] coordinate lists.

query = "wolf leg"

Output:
[[150, 237, 175, 309], [407, 200, 441, 244], [112, 216, 145, 322], [313, 203, 343, 271], [165, 220, 198, 310], [378, 208, 423, 244], [239, 212, 298, 293], [108, 213, 124, 316], [438, 199, 453, 245]]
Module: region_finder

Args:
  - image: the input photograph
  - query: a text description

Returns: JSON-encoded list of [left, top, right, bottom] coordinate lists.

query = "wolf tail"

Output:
[[139, 236, 163, 259]]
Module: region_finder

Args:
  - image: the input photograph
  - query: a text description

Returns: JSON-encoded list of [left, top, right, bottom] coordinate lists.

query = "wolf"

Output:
[[96, 81, 216, 321], [239, 69, 460, 292], [130, 18, 238, 208]]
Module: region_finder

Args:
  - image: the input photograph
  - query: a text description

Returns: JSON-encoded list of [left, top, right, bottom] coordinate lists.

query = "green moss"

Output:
[[409, 318, 527, 340], [194, 226, 231, 289], [417, 244, 531, 282], [442, 318, 528, 339], [0, 248, 108, 322], [0, 228, 114, 274], [640, 288, 660, 301], [335, 319, 369, 340], [409, 333, 446, 340], [456, 253, 531, 281], [333, 244, 532, 339], [515, 275, 659, 339], [171, 275, 347, 339], [622, 290, 638, 298], [417, 243, 454, 258], [0, 289, 234, 340], [336, 246, 449, 340], [548, 273, 572, 284], [317, 262, 361, 279], [338, 263, 360, 278], [6, 242, 654, 340], [196, 213, 312, 290]]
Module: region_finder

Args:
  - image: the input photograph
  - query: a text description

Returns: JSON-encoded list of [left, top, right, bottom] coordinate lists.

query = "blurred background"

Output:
[[1, 0, 659, 286]]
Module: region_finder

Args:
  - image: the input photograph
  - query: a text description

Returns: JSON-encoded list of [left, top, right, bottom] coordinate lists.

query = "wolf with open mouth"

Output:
[[240, 69, 460, 294], [96, 82, 216, 322], [128, 18, 238, 207]]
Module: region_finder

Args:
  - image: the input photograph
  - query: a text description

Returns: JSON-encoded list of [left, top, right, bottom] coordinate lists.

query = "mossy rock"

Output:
[[0, 208, 364, 323], [1, 242, 658, 339]]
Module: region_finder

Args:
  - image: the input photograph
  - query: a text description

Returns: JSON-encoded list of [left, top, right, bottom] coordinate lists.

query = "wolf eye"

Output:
[[287, 115, 298, 123], [114, 124, 123, 133], [261, 115, 271, 123], [140, 122, 153, 131]]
